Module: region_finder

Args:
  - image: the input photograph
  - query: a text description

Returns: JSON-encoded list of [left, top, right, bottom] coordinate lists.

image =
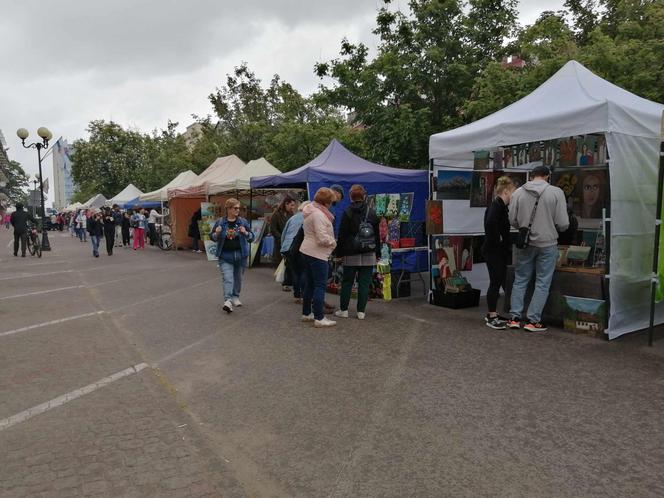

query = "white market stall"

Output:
[[107, 184, 144, 207], [429, 60, 664, 339], [139, 170, 198, 202]]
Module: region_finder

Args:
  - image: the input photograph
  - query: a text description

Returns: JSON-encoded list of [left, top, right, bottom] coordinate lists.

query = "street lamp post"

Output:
[[17, 127, 52, 251]]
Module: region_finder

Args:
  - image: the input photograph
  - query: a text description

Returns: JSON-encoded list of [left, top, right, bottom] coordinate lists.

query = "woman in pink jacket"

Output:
[[300, 187, 337, 328]]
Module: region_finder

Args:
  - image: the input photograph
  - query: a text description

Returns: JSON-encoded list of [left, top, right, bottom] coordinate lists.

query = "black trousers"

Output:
[[13, 232, 27, 256], [122, 227, 130, 246], [485, 252, 508, 313], [105, 231, 115, 255], [148, 223, 156, 245]]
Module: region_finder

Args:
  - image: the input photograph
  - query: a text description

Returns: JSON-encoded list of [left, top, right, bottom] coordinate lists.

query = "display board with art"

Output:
[[199, 202, 222, 262]]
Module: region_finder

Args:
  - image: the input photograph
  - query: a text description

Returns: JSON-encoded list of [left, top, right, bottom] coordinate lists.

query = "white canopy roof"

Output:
[[207, 157, 280, 194], [168, 155, 246, 198], [430, 60, 664, 165], [63, 202, 84, 212], [139, 170, 198, 201], [109, 184, 144, 205], [82, 193, 107, 209]]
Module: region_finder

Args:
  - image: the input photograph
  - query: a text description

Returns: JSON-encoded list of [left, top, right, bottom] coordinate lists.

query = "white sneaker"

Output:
[[223, 300, 233, 313], [231, 297, 242, 307], [357, 312, 366, 320], [334, 309, 348, 318], [301, 314, 314, 322], [314, 318, 337, 328]]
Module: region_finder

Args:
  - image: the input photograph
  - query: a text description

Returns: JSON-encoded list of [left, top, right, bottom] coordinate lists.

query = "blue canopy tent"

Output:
[[122, 197, 162, 210], [250, 139, 429, 222], [251, 139, 429, 278]]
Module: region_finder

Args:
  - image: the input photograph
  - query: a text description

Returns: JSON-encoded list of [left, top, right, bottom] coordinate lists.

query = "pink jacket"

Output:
[[300, 203, 336, 261]]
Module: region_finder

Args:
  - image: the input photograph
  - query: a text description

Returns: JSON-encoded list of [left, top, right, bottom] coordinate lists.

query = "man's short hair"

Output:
[[330, 184, 344, 200], [16, 203, 23, 210], [531, 165, 551, 178]]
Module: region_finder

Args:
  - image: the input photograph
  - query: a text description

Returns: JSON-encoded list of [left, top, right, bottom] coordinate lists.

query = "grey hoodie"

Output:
[[509, 179, 569, 248]]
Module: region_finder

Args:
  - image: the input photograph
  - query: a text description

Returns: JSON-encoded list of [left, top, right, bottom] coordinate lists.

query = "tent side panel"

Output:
[[606, 132, 664, 337], [171, 197, 203, 250]]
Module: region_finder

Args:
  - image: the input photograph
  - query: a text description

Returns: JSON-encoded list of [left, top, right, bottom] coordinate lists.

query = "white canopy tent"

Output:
[[207, 158, 280, 194], [63, 202, 84, 212], [108, 184, 143, 206], [430, 60, 664, 339], [139, 170, 198, 202], [82, 193, 107, 209]]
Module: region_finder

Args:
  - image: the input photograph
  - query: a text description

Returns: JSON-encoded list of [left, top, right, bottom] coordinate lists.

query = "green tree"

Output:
[[2, 160, 30, 206], [315, 0, 519, 168], [208, 64, 364, 171]]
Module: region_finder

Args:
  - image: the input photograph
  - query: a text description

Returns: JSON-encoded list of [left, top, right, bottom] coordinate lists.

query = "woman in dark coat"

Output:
[[270, 196, 296, 291], [334, 184, 381, 320], [102, 208, 116, 255], [87, 212, 104, 258], [188, 208, 202, 253], [121, 212, 131, 247]]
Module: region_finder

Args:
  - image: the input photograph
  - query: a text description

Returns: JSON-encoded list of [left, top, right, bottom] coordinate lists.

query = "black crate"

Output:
[[391, 271, 411, 298], [432, 288, 480, 309]]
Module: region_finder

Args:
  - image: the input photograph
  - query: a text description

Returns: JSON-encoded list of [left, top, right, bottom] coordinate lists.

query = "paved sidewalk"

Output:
[[1, 227, 664, 497]]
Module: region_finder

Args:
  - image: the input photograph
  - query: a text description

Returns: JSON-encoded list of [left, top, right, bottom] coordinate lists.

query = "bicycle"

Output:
[[157, 222, 172, 251], [26, 225, 42, 258]]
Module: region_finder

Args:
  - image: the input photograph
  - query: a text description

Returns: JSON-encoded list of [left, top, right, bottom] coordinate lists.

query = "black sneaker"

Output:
[[524, 321, 547, 332], [506, 317, 521, 329], [486, 317, 507, 330], [485, 313, 510, 322]]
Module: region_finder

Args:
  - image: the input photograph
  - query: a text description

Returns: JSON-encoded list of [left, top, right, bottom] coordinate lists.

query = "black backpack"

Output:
[[350, 206, 376, 253]]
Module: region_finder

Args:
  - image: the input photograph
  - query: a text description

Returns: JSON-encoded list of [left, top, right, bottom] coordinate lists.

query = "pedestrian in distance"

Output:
[[300, 187, 338, 328], [112, 204, 123, 247], [280, 200, 310, 304], [69, 212, 76, 237], [9, 203, 35, 257], [75, 209, 87, 242], [209, 198, 255, 314], [121, 211, 131, 247], [147, 207, 163, 246], [102, 207, 116, 255], [270, 195, 296, 292], [507, 165, 569, 332], [189, 208, 202, 253], [334, 184, 380, 321], [87, 211, 103, 258], [482, 176, 516, 330], [131, 208, 147, 250]]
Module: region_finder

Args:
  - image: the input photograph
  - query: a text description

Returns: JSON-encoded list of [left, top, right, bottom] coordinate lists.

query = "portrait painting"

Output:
[[559, 136, 578, 167], [470, 172, 497, 208], [579, 170, 606, 219]]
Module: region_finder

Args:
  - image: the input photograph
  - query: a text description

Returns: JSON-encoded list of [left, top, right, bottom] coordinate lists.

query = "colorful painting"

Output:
[[470, 172, 498, 208], [426, 200, 443, 235], [474, 150, 491, 170], [514, 144, 528, 166], [436, 170, 472, 200], [493, 149, 504, 170], [543, 140, 557, 167], [553, 171, 581, 214], [579, 170, 606, 219], [577, 135, 596, 166], [562, 296, 606, 336], [387, 218, 401, 248], [559, 136, 578, 167], [375, 194, 387, 217], [199, 202, 219, 261], [398, 192, 413, 222], [385, 193, 401, 218], [249, 218, 266, 266], [528, 142, 542, 163], [503, 147, 514, 168], [433, 235, 472, 272], [595, 134, 607, 164]]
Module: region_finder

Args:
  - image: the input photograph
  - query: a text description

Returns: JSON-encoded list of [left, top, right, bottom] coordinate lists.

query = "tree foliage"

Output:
[[3, 160, 30, 206]]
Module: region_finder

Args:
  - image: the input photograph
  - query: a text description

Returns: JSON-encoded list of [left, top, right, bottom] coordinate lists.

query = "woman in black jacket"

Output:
[[482, 176, 515, 329], [188, 208, 202, 253], [87, 212, 104, 258], [334, 184, 381, 320], [102, 208, 116, 255]]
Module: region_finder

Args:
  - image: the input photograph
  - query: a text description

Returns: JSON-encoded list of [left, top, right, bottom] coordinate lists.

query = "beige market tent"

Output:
[[207, 157, 280, 194], [139, 170, 198, 202], [82, 193, 107, 209], [108, 184, 143, 206], [168, 155, 247, 198]]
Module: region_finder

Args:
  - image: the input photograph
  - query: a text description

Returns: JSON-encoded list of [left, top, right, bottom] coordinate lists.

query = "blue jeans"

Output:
[[302, 254, 329, 320], [90, 235, 100, 256], [510, 245, 558, 323], [218, 251, 244, 301]]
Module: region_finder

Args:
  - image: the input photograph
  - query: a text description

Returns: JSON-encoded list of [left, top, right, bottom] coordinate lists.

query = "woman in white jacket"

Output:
[[75, 210, 87, 243]]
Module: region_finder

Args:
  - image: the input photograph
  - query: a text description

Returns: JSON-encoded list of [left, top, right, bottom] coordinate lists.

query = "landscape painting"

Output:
[[436, 170, 473, 200]]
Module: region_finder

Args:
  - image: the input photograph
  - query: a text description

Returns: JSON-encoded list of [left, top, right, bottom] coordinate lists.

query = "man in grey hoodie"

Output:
[[507, 165, 569, 332]]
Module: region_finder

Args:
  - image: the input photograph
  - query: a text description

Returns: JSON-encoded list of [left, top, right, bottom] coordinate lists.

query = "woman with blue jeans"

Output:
[[209, 198, 255, 314], [87, 211, 103, 258], [300, 188, 337, 328]]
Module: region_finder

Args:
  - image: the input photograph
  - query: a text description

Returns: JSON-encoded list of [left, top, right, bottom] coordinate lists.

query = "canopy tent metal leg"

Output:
[[648, 138, 664, 346]]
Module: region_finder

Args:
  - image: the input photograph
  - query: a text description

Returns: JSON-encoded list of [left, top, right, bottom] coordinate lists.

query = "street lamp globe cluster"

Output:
[[17, 126, 53, 251]]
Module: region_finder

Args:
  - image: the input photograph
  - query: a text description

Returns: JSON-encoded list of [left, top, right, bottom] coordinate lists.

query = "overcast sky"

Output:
[[0, 0, 563, 200]]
